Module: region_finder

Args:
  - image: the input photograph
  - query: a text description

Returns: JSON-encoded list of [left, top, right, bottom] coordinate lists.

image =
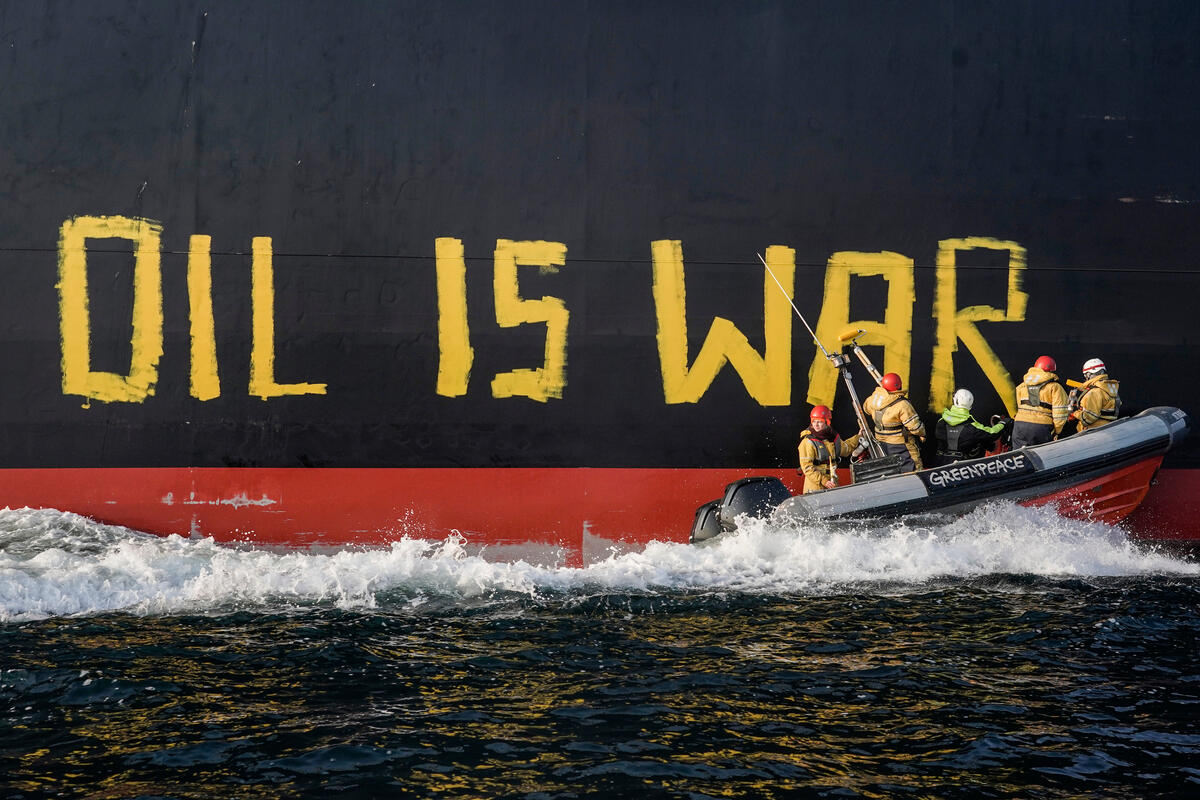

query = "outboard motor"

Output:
[[715, 477, 792, 533], [689, 500, 724, 544]]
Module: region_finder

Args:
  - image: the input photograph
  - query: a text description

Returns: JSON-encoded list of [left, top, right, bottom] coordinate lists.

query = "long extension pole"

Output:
[[757, 252, 829, 358], [756, 253, 884, 458]]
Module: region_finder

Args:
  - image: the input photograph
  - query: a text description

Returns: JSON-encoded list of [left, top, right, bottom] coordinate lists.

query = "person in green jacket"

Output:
[[934, 389, 1009, 466]]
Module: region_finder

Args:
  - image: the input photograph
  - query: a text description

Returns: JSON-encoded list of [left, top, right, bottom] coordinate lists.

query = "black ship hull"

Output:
[[1, 2, 1198, 552]]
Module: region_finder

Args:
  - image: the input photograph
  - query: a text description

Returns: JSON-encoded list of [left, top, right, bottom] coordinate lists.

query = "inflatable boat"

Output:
[[691, 406, 1192, 543]]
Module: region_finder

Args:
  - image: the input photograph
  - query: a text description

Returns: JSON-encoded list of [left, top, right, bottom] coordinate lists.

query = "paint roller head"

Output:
[[838, 327, 865, 343]]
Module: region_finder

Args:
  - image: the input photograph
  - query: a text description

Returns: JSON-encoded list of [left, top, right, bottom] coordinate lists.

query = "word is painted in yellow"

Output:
[[435, 238, 569, 402]]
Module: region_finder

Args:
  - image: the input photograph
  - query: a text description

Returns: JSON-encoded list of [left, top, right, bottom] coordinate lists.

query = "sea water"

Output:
[[1, 504, 1198, 798]]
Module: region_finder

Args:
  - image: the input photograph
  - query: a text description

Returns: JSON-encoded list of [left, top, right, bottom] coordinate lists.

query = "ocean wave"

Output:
[[0, 504, 1195, 621]]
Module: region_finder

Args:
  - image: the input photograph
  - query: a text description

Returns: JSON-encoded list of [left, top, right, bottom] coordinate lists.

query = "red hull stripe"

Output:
[[0, 467, 804, 551], [0, 466, 1194, 553]]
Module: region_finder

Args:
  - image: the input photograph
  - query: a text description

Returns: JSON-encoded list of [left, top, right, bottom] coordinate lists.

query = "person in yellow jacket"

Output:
[[863, 373, 926, 472], [797, 405, 860, 493], [1013, 355, 1070, 448], [1072, 357, 1121, 431]]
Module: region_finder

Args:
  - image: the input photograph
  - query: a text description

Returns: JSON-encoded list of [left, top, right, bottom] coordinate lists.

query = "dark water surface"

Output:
[[2, 507, 1199, 798]]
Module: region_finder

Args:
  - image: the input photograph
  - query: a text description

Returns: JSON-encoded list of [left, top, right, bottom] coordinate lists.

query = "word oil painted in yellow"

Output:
[[59, 216, 325, 404]]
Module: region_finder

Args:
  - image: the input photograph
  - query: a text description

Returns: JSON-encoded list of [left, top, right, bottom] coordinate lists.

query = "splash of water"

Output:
[[0, 504, 1194, 620]]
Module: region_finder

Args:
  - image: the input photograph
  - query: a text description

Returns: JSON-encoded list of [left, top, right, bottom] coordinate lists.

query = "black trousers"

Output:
[[881, 441, 916, 473], [1012, 420, 1053, 449]]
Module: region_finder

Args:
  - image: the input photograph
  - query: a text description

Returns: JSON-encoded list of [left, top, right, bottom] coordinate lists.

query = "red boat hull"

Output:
[[1021, 456, 1165, 527], [1, 464, 1194, 562]]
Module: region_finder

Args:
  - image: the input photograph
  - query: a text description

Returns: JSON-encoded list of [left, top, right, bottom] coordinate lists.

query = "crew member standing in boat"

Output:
[[864, 373, 926, 472], [797, 405, 861, 493], [934, 388, 1008, 465], [1071, 357, 1121, 431], [1012, 355, 1070, 448]]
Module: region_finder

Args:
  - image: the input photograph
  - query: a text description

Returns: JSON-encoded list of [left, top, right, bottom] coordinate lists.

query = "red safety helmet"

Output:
[[1034, 355, 1056, 372], [810, 404, 832, 422], [880, 372, 902, 392]]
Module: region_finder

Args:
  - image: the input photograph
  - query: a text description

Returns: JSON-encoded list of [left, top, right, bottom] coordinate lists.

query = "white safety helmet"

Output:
[[952, 388, 974, 410], [1082, 357, 1106, 378]]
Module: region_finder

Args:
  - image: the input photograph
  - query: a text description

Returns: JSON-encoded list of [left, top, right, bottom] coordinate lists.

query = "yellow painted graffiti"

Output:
[[57, 216, 1035, 415], [651, 241, 795, 405], [434, 237, 474, 398], [57, 215, 164, 403], [490, 239, 569, 402], [249, 237, 327, 399], [805, 251, 914, 408], [187, 235, 221, 400], [930, 237, 1027, 415]]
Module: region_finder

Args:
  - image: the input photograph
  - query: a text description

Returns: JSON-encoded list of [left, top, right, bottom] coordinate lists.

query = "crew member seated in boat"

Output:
[[1071, 357, 1121, 431], [1013, 355, 1070, 448], [934, 388, 1008, 466], [864, 373, 926, 472], [797, 405, 861, 493]]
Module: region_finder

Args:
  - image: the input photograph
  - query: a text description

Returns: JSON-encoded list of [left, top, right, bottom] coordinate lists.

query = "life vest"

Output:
[[1030, 382, 1049, 409], [871, 394, 906, 436], [805, 435, 841, 465], [936, 408, 1005, 462], [1086, 386, 1120, 419], [940, 424, 967, 459], [1015, 369, 1069, 430], [1019, 381, 1053, 414], [866, 388, 924, 445], [798, 429, 860, 492], [1078, 377, 1121, 428]]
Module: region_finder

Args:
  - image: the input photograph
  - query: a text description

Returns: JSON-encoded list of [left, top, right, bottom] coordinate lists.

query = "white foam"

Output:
[[0, 504, 1195, 621]]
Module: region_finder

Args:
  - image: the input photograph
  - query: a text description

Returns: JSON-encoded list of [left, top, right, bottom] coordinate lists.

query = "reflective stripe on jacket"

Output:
[[1014, 367, 1069, 433], [1077, 375, 1121, 430], [864, 387, 925, 446]]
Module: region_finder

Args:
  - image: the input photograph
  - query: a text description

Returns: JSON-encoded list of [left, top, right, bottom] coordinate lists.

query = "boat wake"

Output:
[[0, 504, 1195, 621]]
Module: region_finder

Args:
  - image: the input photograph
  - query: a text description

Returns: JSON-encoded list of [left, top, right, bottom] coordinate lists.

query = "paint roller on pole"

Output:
[[836, 326, 885, 387], [756, 253, 885, 459]]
